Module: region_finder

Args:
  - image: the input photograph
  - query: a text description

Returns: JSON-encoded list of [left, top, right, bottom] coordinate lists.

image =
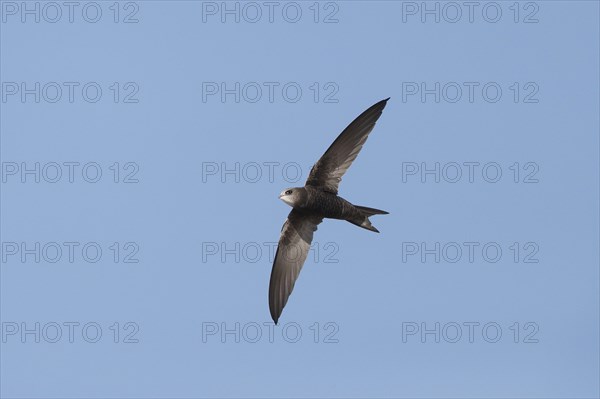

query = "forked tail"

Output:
[[349, 205, 389, 233]]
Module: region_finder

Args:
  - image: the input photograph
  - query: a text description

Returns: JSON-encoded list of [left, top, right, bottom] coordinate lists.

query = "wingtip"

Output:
[[376, 97, 390, 110], [270, 311, 279, 325]]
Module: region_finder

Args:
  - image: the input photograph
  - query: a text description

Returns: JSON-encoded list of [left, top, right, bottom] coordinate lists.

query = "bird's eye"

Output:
[[285, 190, 292, 195]]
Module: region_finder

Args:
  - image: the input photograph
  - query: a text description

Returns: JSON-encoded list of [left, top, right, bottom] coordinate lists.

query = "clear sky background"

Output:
[[1, 1, 599, 398]]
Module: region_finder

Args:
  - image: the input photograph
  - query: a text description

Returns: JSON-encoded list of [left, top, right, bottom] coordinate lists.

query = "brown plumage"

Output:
[[269, 98, 390, 324]]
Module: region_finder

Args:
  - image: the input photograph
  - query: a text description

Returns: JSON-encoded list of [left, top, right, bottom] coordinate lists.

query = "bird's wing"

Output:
[[305, 98, 389, 194], [269, 209, 323, 324]]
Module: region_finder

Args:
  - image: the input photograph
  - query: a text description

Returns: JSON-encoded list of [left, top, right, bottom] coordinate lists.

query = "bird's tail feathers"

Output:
[[349, 205, 389, 233], [355, 205, 389, 216]]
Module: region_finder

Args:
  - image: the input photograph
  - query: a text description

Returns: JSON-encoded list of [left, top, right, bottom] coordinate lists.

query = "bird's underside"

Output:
[[268, 98, 390, 324]]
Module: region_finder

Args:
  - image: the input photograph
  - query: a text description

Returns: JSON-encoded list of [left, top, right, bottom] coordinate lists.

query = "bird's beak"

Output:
[[278, 194, 283, 199]]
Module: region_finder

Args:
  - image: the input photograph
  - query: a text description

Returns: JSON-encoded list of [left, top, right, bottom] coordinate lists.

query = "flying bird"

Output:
[[269, 98, 390, 324]]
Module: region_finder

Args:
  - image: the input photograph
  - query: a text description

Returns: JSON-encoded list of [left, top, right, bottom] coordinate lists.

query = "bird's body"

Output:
[[279, 186, 385, 232], [269, 98, 390, 324]]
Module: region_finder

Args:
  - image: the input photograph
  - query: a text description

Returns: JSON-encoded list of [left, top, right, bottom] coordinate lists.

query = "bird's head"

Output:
[[278, 187, 305, 208]]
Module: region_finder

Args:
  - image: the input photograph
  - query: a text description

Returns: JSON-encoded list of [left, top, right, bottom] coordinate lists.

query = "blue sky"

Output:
[[1, 1, 599, 398]]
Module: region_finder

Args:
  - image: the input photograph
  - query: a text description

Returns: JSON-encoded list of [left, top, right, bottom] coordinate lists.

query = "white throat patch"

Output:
[[280, 195, 295, 207]]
